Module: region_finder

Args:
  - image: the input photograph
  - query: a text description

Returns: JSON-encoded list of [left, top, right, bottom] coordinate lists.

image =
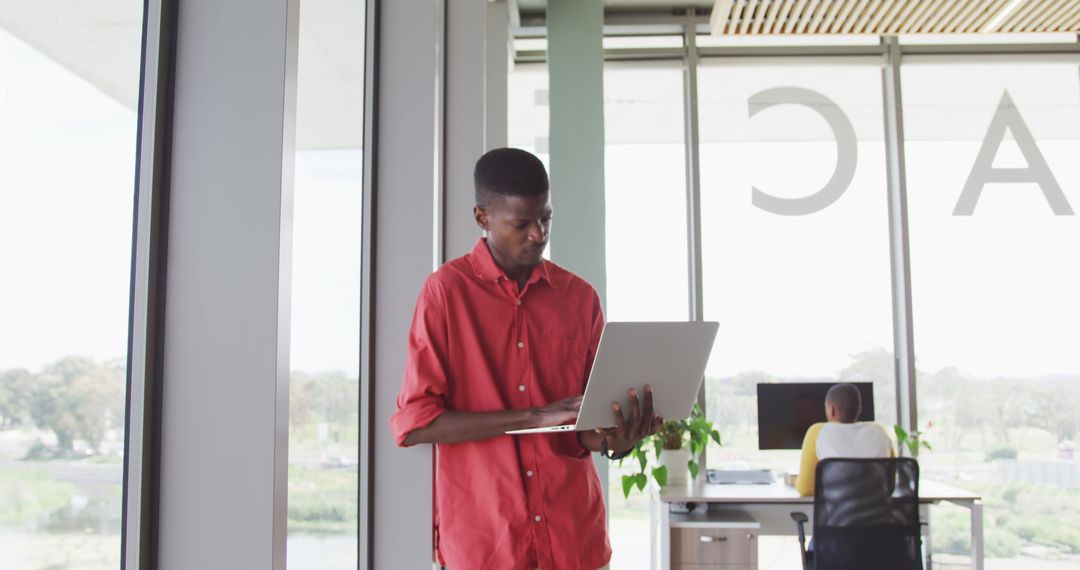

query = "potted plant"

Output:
[[620, 404, 721, 498], [893, 421, 933, 458]]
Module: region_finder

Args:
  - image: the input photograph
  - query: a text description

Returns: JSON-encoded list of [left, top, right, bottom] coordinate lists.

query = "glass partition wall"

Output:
[[287, 0, 366, 568], [0, 3, 143, 568], [902, 59, 1080, 566], [511, 30, 1080, 570]]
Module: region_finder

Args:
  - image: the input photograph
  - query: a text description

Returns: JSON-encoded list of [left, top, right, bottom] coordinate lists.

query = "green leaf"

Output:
[[653, 437, 662, 460], [894, 424, 907, 442], [638, 450, 648, 472], [635, 473, 648, 491], [710, 429, 722, 446], [652, 465, 669, 488], [688, 459, 699, 480], [622, 475, 635, 499], [922, 441, 933, 451]]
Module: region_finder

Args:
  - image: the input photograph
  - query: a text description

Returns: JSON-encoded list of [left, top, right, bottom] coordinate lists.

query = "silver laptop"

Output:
[[507, 321, 719, 434]]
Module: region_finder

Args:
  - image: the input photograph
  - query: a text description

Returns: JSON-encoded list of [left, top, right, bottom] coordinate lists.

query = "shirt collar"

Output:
[[468, 238, 556, 288]]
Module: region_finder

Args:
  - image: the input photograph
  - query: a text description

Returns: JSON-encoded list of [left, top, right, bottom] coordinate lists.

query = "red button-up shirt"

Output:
[[391, 238, 611, 570]]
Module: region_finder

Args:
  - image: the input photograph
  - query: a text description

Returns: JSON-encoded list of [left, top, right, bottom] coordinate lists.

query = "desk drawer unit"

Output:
[[671, 527, 758, 567]]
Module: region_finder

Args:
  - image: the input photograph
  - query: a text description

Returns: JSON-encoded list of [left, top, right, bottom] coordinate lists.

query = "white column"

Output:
[[444, 0, 510, 259], [547, 0, 610, 525], [371, 0, 444, 568], [155, 0, 299, 568]]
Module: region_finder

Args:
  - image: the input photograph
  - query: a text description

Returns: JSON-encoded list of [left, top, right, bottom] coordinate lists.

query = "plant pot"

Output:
[[659, 447, 692, 486]]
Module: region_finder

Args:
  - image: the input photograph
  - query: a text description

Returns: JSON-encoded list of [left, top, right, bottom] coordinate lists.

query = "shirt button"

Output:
[[518, 384, 526, 392], [517, 341, 524, 349], [516, 300, 522, 306], [534, 515, 542, 522], [526, 470, 534, 477]]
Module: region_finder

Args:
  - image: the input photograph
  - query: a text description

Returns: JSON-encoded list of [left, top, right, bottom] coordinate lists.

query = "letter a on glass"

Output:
[[954, 91, 1073, 216]]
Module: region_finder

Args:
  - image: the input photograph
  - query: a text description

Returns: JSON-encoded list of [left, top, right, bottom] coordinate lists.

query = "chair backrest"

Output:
[[812, 457, 922, 570]]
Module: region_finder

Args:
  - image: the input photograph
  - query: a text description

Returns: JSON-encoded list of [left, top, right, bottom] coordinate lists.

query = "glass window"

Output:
[[0, 3, 142, 567], [603, 60, 688, 570], [508, 62, 551, 166], [286, 1, 365, 568], [696, 60, 897, 470], [903, 60, 1080, 567], [508, 61, 551, 259], [604, 60, 689, 324], [696, 60, 896, 568]]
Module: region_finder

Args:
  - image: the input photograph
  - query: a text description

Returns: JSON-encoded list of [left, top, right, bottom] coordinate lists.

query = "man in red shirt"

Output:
[[391, 148, 662, 569]]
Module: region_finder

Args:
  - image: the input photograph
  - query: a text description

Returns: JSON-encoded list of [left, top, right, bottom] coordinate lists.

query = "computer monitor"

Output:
[[756, 382, 875, 450]]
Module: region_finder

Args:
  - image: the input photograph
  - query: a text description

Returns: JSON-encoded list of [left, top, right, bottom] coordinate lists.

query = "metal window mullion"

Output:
[[434, 0, 446, 268], [880, 36, 918, 438], [123, 0, 177, 567], [683, 12, 707, 467], [359, 0, 380, 566]]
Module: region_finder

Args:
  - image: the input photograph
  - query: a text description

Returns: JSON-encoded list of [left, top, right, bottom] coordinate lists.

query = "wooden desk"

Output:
[[651, 479, 983, 570]]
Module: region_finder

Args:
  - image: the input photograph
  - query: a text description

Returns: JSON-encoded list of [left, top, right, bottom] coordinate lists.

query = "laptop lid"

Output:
[[508, 321, 718, 434]]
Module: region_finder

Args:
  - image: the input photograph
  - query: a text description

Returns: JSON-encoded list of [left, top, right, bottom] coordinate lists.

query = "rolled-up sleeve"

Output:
[[390, 278, 451, 447]]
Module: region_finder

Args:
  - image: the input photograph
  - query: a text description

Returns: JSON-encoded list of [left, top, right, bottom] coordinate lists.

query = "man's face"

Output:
[[474, 192, 552, 272]]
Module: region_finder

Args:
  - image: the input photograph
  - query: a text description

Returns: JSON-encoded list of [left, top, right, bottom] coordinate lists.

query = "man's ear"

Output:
[[473, 205, 489, 232]]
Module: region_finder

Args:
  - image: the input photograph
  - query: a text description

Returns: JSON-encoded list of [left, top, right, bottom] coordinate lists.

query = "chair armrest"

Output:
[[791, 512, 809, 524]]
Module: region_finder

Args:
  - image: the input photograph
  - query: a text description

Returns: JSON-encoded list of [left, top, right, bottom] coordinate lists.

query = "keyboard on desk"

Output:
[[706, 469, 774, 485]]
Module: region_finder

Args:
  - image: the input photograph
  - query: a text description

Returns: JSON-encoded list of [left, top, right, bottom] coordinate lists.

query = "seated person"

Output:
[[795, 383, 893, 496]]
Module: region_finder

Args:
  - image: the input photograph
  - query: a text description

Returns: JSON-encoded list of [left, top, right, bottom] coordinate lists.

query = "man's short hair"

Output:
[[825, 383, 862, 423], [474, 148, 549, 207]]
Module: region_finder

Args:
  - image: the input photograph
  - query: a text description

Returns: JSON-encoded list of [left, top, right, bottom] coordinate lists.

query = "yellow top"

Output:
[[795, 421, 895, 497]]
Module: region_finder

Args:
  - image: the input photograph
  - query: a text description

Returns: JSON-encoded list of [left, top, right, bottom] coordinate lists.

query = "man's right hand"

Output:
[[532, 395, 583, 428]]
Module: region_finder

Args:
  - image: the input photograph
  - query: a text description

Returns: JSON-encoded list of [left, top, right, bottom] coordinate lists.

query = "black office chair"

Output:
[[790, 457, 923, 570]]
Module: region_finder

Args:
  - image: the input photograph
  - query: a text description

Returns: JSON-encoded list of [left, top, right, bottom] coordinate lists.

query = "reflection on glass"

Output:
[[286, 1, 365, 568], [697, 62, 896, 473], [0, 4, 142, 567], [904, 61, 1080, 567]]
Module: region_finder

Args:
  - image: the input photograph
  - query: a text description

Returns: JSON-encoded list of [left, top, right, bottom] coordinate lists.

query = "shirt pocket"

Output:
[[537, 334, 588, 397]]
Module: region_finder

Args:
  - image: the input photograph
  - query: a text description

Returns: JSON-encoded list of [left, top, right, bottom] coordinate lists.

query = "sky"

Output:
[[0, 27, 362, 376]]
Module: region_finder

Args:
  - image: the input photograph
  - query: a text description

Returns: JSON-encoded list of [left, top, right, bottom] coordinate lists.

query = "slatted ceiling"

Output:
[[830, 0, 859, 32], [904, 1, 938, 33], [932, 0, 967, 33], [773, 0, 794, 32], [738, 0, 754, 33], [894, 0, 928, 32], [851, 0, 882, 33], [951, 0, 987, 32], [708, 0, 1080, 34], [917, 0, 952, 32], [783, 0, 800, 32], [1017, 0, 1043, 29], [867, 0, 899, 33], [750, 0, 769, 32], [1054, 3, 1080, 30], [970, 0, 1011, 31], [1024, 0, 1066, 30], [1010, 0, 1046, 29], [1045, 0, 1080, 30], [889, 0, 920, 33], [811, 0, 837, 33], [761, 0, 782, 32], [793, 0, 816, 33]]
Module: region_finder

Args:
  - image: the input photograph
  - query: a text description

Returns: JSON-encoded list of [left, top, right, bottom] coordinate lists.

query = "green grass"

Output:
[[0, 466, 77, 525], [287, 466, 358, 535]]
